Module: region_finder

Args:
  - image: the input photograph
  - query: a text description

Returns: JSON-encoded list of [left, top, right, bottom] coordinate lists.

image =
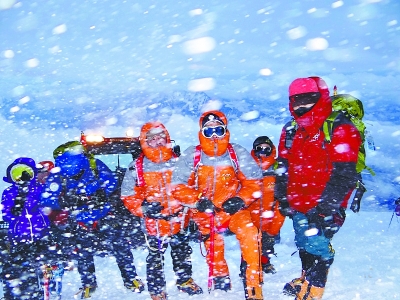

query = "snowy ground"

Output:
[[2, 211, 397, 300]]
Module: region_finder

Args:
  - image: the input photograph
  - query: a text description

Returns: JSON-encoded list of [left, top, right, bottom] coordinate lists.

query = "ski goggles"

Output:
[[290, 92, 320, 107], [10, 164, 34, 182], [146, 132, 167, 141], [254, 145, 272, 157], [201, 125, 227, 138], [53, 142, 86, 158]]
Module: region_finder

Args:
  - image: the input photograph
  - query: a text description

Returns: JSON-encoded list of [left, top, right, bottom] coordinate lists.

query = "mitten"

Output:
[[141, 199, 165, 219], [278, 197, 294, 218], [196, 197, 215, 214], [307, 207, 346, 239], [222, 197, 245, 215]]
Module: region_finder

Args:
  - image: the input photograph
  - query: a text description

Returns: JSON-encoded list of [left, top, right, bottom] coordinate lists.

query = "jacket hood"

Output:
[[289, 76, 332, 133], [140, 121, 173, 163], [3, 157, 38, 184], [198, 110, 230, 157]]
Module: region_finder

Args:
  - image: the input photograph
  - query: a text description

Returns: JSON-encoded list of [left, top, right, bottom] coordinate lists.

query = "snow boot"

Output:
[[283, 270, 306, 296], [245, 285, 263, 300], [150, 290, 168, 300], [176, 278, 203, 295], [213, 275, 232, 291], [296, 280, 324, 300], [124, 277, 145, 293], [80, 284, 97, 299], [262, 262, 276, 274]]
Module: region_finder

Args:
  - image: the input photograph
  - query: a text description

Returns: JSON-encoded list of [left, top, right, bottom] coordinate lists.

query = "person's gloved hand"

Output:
[[89, 189, 107, 210], [141, 199, 165, 219], [196, 197, 215, 214], [277, 198, 294, 218], [222, 197, 245, 215], [395, 198, 400, 216], [11, 194, 26, 216], [307, 207, 346, 239]]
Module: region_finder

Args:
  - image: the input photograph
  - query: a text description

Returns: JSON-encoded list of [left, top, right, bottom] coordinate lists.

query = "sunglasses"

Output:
[[10, 164, 34, 182], [254, 145, 272, 156], [146, 132, 167, 141], [201, 125, 227, 138]]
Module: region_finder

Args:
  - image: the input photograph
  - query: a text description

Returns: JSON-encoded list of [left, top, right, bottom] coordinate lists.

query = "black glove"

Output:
[[307, 207, 346, 239], [141, 199, 165, 219], [277, 198, 294, 218], [222, 197, 245, 215], [89, 189, 107, 209], [196, 197, 215, 214], [11, 196, 24, 216]]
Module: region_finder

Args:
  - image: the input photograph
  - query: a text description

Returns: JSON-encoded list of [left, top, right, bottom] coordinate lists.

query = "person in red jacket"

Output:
[[275, 77, 361, 300], [248, 136, 285, 274]]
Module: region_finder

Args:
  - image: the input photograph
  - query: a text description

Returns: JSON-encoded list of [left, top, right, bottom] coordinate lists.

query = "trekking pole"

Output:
[[207, 212, 215, 293], [388, 211, 398, 229]]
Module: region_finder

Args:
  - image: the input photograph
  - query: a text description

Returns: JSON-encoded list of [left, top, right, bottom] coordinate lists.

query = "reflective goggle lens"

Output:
[[202, 125, 227, 138], [254, 145, 272, 156], [10, 164, 34, 182], [146, 132, 167, 141]]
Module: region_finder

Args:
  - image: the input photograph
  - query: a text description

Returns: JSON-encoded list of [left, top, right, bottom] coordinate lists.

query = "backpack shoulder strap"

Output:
[[322, 111, 340, 143], [135, 153, 145, 187], [193, 145, 202, 171], [193, 143, 239, 173], [227, 143, 239, 173]]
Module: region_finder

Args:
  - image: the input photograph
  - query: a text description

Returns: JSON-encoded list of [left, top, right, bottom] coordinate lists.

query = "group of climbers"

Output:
[[1, 75, 365, 300]]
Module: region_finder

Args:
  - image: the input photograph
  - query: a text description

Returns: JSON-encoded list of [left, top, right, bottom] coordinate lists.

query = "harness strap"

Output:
[[135, 153, 145, 187]]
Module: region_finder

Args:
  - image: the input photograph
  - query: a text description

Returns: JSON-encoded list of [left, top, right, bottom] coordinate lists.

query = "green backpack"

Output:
[[323, 88, 375, 176]]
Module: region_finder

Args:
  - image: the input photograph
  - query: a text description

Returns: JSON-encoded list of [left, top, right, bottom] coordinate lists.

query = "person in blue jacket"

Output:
[[1, 157, 55, 299], [40, 141, 144, 298]]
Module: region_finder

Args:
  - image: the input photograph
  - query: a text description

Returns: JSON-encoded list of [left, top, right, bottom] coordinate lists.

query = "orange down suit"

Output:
[[120, 122, 188, 237], [248, 147, 285, 237], [172, 110, 264, 289]]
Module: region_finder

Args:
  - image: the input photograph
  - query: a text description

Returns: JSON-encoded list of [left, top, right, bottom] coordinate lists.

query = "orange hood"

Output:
[[140, 122, 173, 163], [198, 110, 230, 157]]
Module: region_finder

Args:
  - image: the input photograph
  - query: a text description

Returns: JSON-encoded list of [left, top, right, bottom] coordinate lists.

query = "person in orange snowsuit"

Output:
[[121, 121, 203, 300], [172, 111, 264, 300], [248, 136, 285, 275]]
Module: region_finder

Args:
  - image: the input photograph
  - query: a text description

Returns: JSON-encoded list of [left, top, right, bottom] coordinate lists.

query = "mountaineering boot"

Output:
[[262, 262, 276, 274], [124, 277, 145, 293], [283, 277, 303, 296], [213, 275, 232, 291], [176, 278, 203, 295], [150, 290, 167, 300], [296, 280, 324, 300], [245, 285, 263, 300], [80, 285, 97, 299], [283, 270, 306, 296]]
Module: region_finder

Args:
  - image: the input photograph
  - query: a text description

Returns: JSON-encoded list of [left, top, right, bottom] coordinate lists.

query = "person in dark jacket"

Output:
[[1, 157, 55, 299], [248, 136, 285, 274], [40, 141, 144, 298], [275, 77, 361, 299]]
